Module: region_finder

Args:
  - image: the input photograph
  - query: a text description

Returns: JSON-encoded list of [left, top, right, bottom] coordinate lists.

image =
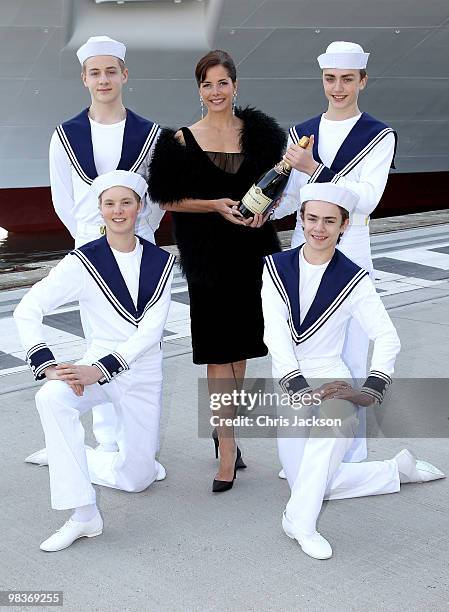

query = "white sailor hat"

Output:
[[76, 35, 126, 66], [300, 182, 359, 214], [92, 170, 147, 200], [317, 41, 369, 69]]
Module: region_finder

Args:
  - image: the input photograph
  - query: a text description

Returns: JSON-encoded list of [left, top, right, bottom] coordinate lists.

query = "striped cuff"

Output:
[[361, 370, 392, 404], [26, 343, 57, 381], [279, 370, 313, 403], [309, 164, 336, 184], [93, 352, 129, 385]]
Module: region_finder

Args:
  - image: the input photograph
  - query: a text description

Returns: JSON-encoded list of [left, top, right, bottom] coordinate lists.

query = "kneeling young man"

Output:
[[14, 170, 175, 552], [261, 183, 444, 560]]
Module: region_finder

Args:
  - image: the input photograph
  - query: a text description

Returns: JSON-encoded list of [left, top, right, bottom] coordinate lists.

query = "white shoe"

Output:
[[282, 512, 332, 560], [278, 469, 287, 480], [26, 445, 95, 467], [40, 513, 103, 552], [393, 449, 446, 484], [155, 461, 166, 481], [25, 448, 48, 466]]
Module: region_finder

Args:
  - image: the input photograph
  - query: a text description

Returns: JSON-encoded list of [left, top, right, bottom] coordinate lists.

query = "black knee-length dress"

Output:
[[148, 107, 286, 365]]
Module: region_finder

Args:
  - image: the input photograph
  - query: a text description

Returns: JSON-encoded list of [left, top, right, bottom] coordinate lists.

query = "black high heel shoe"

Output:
[[212, 447, 243, 493], [212, 429, 247, 469]]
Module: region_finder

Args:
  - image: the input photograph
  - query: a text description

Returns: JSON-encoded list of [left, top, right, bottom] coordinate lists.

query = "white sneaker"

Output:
[[155, 461, 166, 481], [26, 445, 95, 467], [278, 469, 287, 480], [282, 512, 332, 560], [40, 513, 103, 552], [393, 449, 446, 484], [25, 448, 48, 466]]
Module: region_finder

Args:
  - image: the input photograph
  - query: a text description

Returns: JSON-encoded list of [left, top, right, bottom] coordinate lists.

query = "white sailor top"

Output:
[[14, 236, 175, 384], [261, 246, 401, 404], [49, 108, 161, 238], [273, 112, 397, 222]]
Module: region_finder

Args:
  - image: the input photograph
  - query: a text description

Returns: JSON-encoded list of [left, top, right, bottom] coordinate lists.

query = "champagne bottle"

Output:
[[238, 136, 310, 219]]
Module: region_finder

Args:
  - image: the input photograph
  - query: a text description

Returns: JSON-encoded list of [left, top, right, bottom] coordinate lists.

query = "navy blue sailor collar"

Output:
[[56, 108, 159, 184], [264, 246, 367, 344], [70, 235, 175, 327], [289, 112, 397, 172]]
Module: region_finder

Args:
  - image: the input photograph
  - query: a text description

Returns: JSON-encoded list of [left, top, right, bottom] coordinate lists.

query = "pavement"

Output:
[[1, 223, 449, 611], [2, 209, 449, 292]]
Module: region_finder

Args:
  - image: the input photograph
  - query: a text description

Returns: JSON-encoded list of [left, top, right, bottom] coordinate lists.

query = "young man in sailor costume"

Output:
[[50, 35, 162, 246], [46, 35, 163, 454], [262, 183, 444, 560], [273, 41, 397, 462], [14, 171, 175, 552]]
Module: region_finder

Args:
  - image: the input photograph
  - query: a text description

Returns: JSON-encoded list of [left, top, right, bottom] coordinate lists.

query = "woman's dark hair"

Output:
[[195, 49, 237, 86]]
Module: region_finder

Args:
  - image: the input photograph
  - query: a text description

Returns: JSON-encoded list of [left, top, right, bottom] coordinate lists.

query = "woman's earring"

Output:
[[200, 96, 205, 119], [232, 92, 237, 115]]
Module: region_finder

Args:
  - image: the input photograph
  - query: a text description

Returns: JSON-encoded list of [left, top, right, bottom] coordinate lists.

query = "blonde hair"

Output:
[[98, 189, 141, 206], [82, 57, 126, 74]]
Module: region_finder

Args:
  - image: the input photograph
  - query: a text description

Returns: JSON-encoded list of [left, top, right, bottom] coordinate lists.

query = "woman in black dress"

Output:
[[148, 50, 286, 492]]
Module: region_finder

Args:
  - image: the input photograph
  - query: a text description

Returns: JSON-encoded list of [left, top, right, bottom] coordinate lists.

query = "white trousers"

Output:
[[35, 352, 163, 510], [341, 317, 369, 462], [75, 222, 156, 448], [76, 307, 120, 449], [278, 399, 400, 535], [339, 224, 374, 461]]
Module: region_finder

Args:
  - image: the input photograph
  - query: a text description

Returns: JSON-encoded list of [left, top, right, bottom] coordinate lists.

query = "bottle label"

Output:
[[241, 184, 272, 215]]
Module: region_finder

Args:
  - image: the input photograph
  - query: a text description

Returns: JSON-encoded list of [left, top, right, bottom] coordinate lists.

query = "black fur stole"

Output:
[[148, 107, 286, 284], [149, 106, 286, 203]]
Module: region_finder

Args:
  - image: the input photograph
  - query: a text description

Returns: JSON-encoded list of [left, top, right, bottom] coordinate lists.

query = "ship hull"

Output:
[[1, 172, 448, 243], [0, 186, 175, 245]]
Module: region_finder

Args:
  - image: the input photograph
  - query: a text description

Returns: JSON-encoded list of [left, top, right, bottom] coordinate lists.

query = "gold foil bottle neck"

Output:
[[274, 136, 309, 174], [275, 160, 291, 175]]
